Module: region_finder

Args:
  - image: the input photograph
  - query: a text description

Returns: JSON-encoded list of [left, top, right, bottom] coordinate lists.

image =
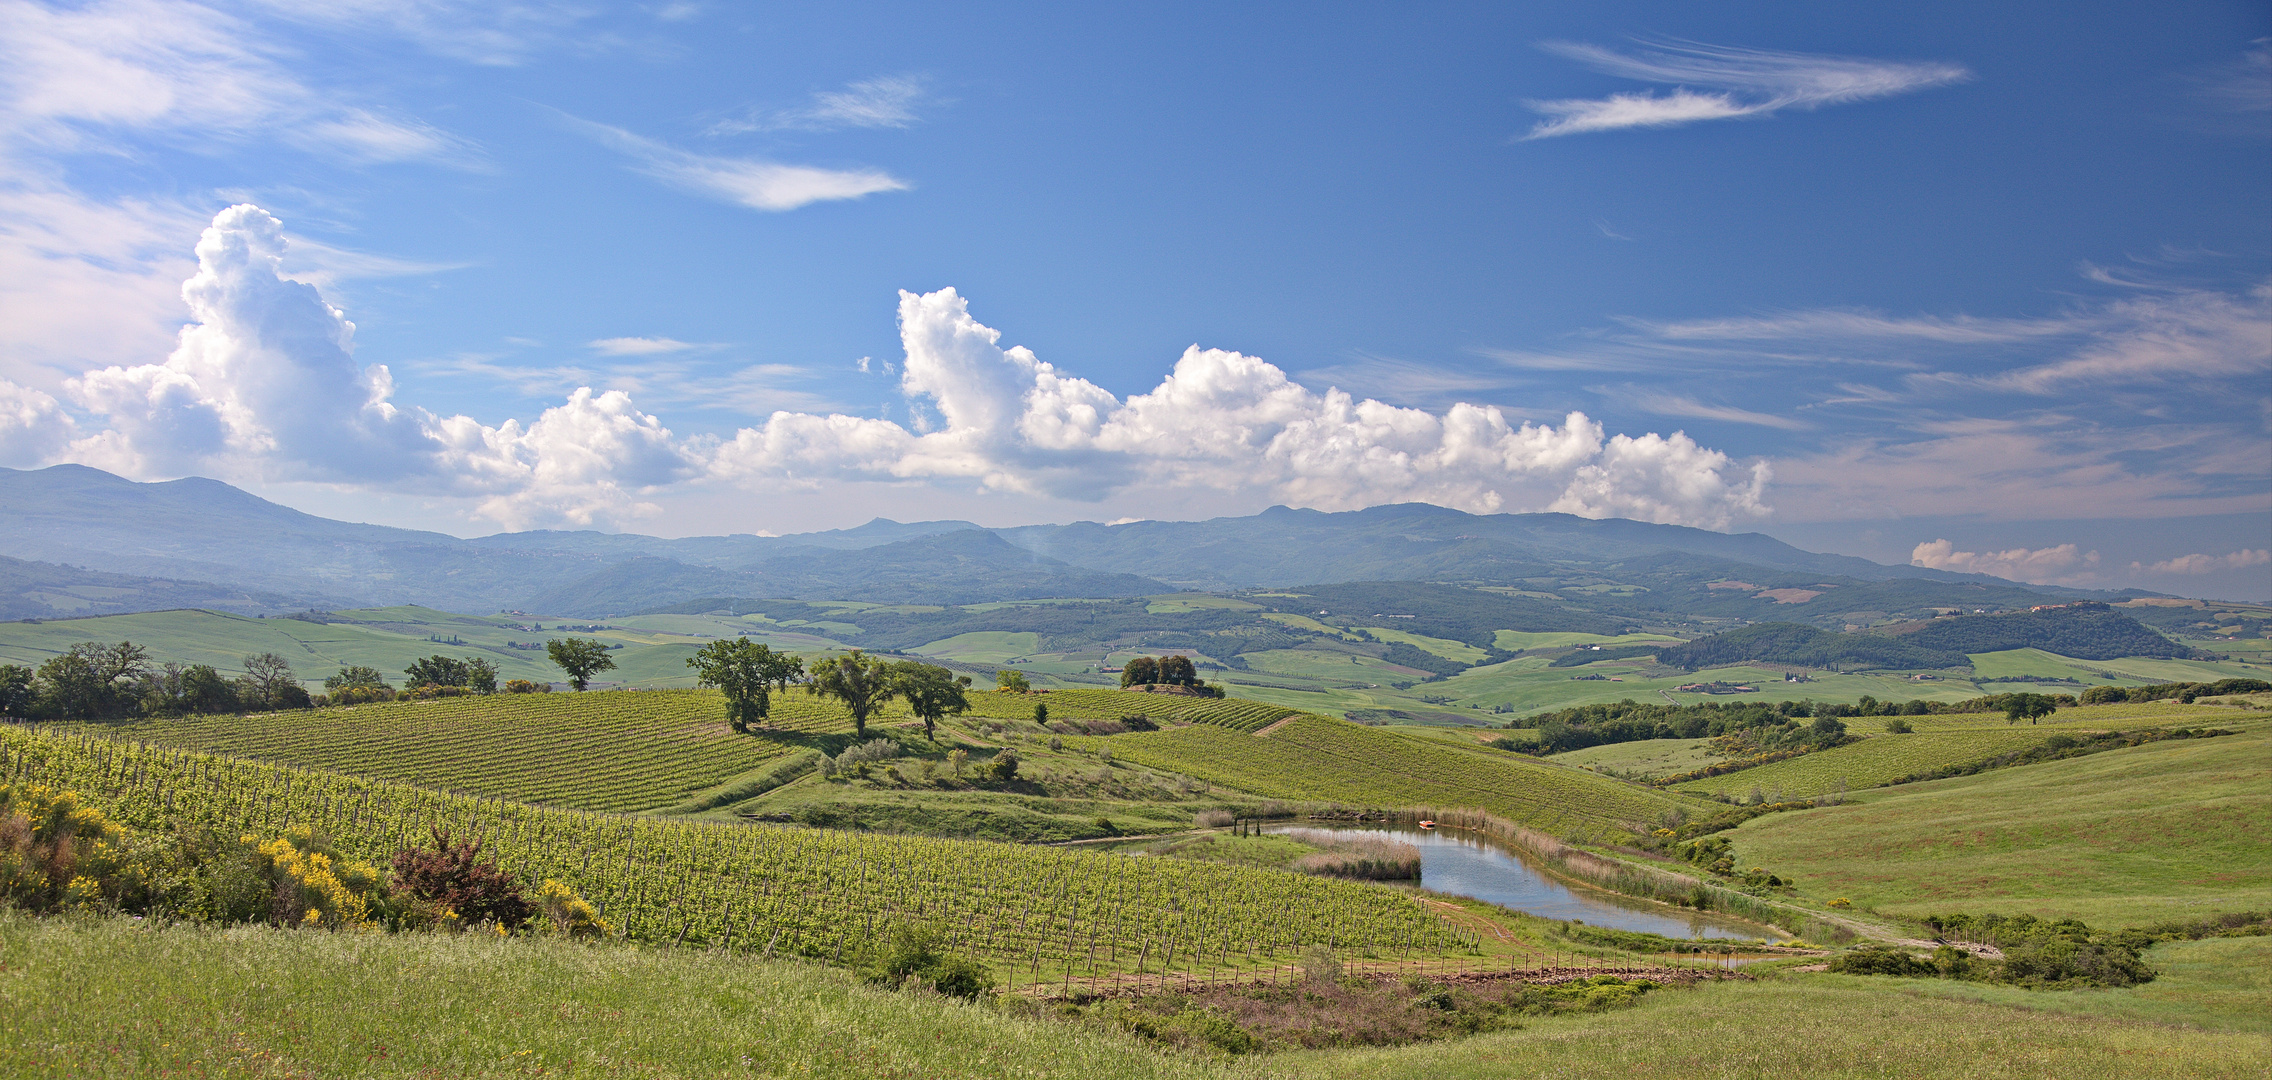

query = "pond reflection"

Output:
[[1268, 823, 1776, 942]]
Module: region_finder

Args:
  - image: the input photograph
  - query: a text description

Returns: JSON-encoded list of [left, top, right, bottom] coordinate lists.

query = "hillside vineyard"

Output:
[[0, 726, 1476, 980]]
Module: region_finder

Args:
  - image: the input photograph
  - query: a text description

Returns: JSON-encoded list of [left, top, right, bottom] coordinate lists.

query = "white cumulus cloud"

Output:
[[45, 206, 1774, 533], [63, 204, 699, 526], [711, 288, 1773, 529], [1525, 38, 1969, 138], [2133, 549, 2271, 575], [0, 376, 75, 466], [1911, 538, 2101, 584]]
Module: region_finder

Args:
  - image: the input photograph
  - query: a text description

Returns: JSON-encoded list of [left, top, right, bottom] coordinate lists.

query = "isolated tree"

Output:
[[1119, 656, 1160, 688], [464, 658, 499, 695], [325, 665, 390, 691], [893, 661, 971, 741], [1158, 654, 1199, 688], [947, 747, 969, 779], [995, 669, 1031, 693], [238, 653, 301, 709], [806, 650, 896, 739], [546, 638, 617, 691], [988, 748, 1020, 782], [687, 638, 806, 733], [2004, 692, 2058, 724]]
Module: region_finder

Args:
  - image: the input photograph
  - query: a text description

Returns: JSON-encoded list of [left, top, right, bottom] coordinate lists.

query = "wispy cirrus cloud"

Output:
[[1617, 389, 1811, 431], [1523, 38, 1969, 138], [589, 336, 702, 356], [561, 113, 909, 211], [709, 76, 930, 135], [2196, 39, 2270, 117], [0, 0, 482, 167]]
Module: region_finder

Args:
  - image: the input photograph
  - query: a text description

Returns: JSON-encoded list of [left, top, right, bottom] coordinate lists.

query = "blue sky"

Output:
[[0, 0, 2265, 599]]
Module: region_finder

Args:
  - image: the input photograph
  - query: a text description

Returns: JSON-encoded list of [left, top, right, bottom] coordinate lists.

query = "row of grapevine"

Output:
[[1107, 717, 1705, 838], [0, 724, 1471, 983], [71, 690, 798, 813], [959, 688, 1307, 733], [1672, 729, 2059, 799]]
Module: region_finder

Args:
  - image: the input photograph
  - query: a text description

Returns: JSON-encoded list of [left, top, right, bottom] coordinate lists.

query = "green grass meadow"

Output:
[[1727, 723, 2272, 926], [7, 913, 2262, 1080]]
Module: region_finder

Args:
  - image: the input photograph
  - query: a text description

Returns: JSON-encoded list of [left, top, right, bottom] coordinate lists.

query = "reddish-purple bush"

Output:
[[389, 827, 531, 929]]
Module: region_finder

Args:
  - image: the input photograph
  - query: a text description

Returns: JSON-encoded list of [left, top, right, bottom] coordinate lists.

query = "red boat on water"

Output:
[[1418, 820, 1436, 829]]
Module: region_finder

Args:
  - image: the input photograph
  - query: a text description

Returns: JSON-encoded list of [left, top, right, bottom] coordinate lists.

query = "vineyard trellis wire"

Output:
[[0, 724, 1472, 983]]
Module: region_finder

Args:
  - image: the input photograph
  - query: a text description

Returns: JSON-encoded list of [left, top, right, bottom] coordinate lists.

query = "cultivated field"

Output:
[[1108, 716, 1706, 838], [1, 725, 1472, 982], [1548, 738, 1721, 779], [1672, 729, 2055, 800], [65, 689, 794, 812]]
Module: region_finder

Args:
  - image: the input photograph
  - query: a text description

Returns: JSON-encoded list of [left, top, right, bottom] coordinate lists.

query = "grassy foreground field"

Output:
[[0, 913, 1219, 1080], [1727, 722, 2272, 926], [5, 914, 2263, 1080]]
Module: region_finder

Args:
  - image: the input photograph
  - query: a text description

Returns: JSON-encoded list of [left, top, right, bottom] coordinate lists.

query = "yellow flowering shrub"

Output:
[[535, 878, 612, 938], [250, 828, 386, 929], [0, 784, 128, 912]]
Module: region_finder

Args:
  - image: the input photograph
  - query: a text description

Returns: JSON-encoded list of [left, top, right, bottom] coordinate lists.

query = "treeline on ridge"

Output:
[[1648, 605, 2194, 672], [1502, 699, 1855, 755], [1505, 694, 2080, 756], [1888, 604, 2202, 661], [1653, 623, 1962, 671]]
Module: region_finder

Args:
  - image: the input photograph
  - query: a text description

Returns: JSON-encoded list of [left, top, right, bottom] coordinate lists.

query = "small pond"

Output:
[[1268, 823, 1778, 942]]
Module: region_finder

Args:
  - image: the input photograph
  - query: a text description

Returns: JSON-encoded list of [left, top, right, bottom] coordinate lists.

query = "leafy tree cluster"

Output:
[[801, 650, 972, 740], [1377, 641, 1469, 678], [0, 642, 312, 721], [1898, 603, 2198, 661], [403, 655, 500, 694], [2080, 677, 2269, 704], [1506, 698, 1878, 754], [1655, 623, 1964, 672], [1829, 912, 2158, 989], [1118, 654, 1222, 695], [1546, 645, 1660, 668]]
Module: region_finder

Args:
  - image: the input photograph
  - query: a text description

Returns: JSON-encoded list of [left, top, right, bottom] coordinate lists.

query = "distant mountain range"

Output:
[[0, 463, 2152, 622]]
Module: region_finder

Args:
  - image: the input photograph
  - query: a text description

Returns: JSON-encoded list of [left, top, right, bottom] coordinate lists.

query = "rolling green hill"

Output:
[[1891, 603, 2200, 660], [1107, 715, 1707, 839], [1725, 712, 2272, 927], [1655, 622, 1963, 671]]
